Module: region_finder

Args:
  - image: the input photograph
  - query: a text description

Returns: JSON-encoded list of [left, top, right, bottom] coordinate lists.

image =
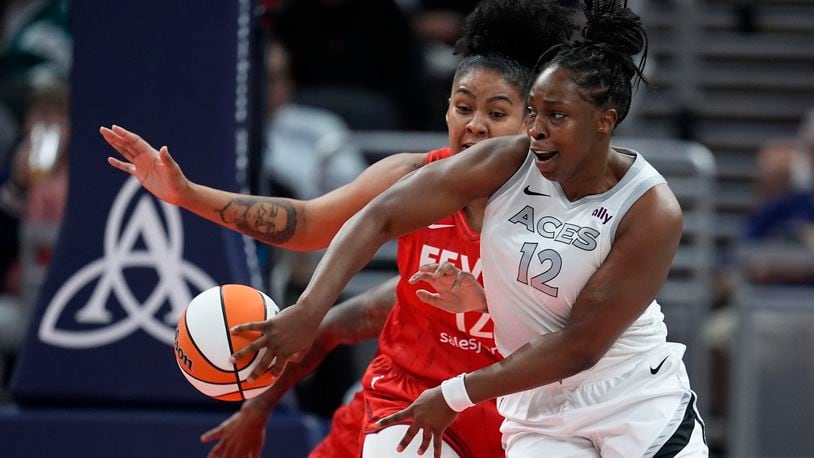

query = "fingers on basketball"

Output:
[[433, 433, 443, 458], [418, 428, 433, 455], [267, 357, 287, 378], [377, 407, 410, 428], [230, 320, 264, 335], [229, 334, 266, 363], [244, 349, 273, 380], [248, 364, 267, 381], [397, 422, 421, 453]]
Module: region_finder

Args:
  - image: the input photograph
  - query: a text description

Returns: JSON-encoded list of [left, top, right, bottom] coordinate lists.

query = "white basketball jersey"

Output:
[[481, 148, 669, 373]]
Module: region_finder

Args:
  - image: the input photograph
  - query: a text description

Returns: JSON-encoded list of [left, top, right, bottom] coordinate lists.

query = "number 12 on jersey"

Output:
[[517, 242, 561, 297]]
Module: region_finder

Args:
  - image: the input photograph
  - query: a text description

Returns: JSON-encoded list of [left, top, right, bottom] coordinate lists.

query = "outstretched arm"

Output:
[[230, 134, 530, 378], [201, 276, 398, 458], [101, 125, 424, 251]]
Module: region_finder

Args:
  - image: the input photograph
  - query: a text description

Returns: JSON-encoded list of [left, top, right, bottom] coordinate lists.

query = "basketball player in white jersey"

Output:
[[230, 0, 709, 456]]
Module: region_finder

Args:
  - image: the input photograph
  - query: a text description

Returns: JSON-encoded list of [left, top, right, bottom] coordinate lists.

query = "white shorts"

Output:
[[362, 424, 461, 458], [499, 342, 708, 458]]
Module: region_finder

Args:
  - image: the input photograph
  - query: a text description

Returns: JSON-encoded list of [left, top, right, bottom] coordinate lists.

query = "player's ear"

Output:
[[598, 109, 617, 135]]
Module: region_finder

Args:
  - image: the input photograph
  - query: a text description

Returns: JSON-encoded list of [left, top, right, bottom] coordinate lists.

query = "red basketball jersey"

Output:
[[377, 148, 502, 385]]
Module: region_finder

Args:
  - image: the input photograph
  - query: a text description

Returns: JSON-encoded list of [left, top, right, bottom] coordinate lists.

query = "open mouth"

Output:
[[460, 143, 476, 151], [533, 150, 558, 162]]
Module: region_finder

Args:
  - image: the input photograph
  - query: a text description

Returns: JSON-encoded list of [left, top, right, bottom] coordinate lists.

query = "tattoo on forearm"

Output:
[[216, 197, 297, 245]]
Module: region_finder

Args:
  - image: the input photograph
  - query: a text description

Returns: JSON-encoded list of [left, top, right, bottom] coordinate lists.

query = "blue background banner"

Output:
[[11, 0, 259, 406]]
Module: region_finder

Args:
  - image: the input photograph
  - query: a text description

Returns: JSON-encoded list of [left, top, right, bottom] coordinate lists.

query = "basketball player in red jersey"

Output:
[[101, 2, 575, 456]]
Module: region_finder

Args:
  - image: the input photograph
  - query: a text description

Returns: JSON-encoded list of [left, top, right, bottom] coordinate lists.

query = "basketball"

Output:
[[174, 284, 280, 401]]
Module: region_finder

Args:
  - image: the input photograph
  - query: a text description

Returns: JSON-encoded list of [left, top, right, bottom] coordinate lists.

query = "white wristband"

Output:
[[440, 373, 474, 412]]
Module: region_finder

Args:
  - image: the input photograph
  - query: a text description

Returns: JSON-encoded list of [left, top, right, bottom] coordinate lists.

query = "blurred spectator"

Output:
[[399, 0, 478, 130], [398, 0, 581, 130], [260, 38, 367, 301], [708, 110, 814, 308], [743, 108, 814, 250], [262, 40, 367, 202], [269, 0, 426, 130], [709, 109, 814, 303], [752, 112, 813, 205], [409, 0, 476, 47], [755, 138, 800, 202], [260, 39, 368, 418], [704, 109, 814, 418], [0, 81, 69, 396], [0, 0, 71, 164]]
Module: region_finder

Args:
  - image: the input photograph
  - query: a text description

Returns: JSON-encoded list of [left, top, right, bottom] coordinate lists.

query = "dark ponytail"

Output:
[[544, 0, 649, 126]]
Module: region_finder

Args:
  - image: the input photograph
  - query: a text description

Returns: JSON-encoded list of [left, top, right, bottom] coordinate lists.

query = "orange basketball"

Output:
[[174, 284, 280, 401]]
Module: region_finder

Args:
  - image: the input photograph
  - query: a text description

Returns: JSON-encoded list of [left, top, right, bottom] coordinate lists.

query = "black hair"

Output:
[[452, 0, 577, 98], [542, 0, 648, 127]]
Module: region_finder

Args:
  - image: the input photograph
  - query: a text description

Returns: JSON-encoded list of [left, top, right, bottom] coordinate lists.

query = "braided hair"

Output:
[[452, 0, 577, 98], [542, 0, 648, 127]]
